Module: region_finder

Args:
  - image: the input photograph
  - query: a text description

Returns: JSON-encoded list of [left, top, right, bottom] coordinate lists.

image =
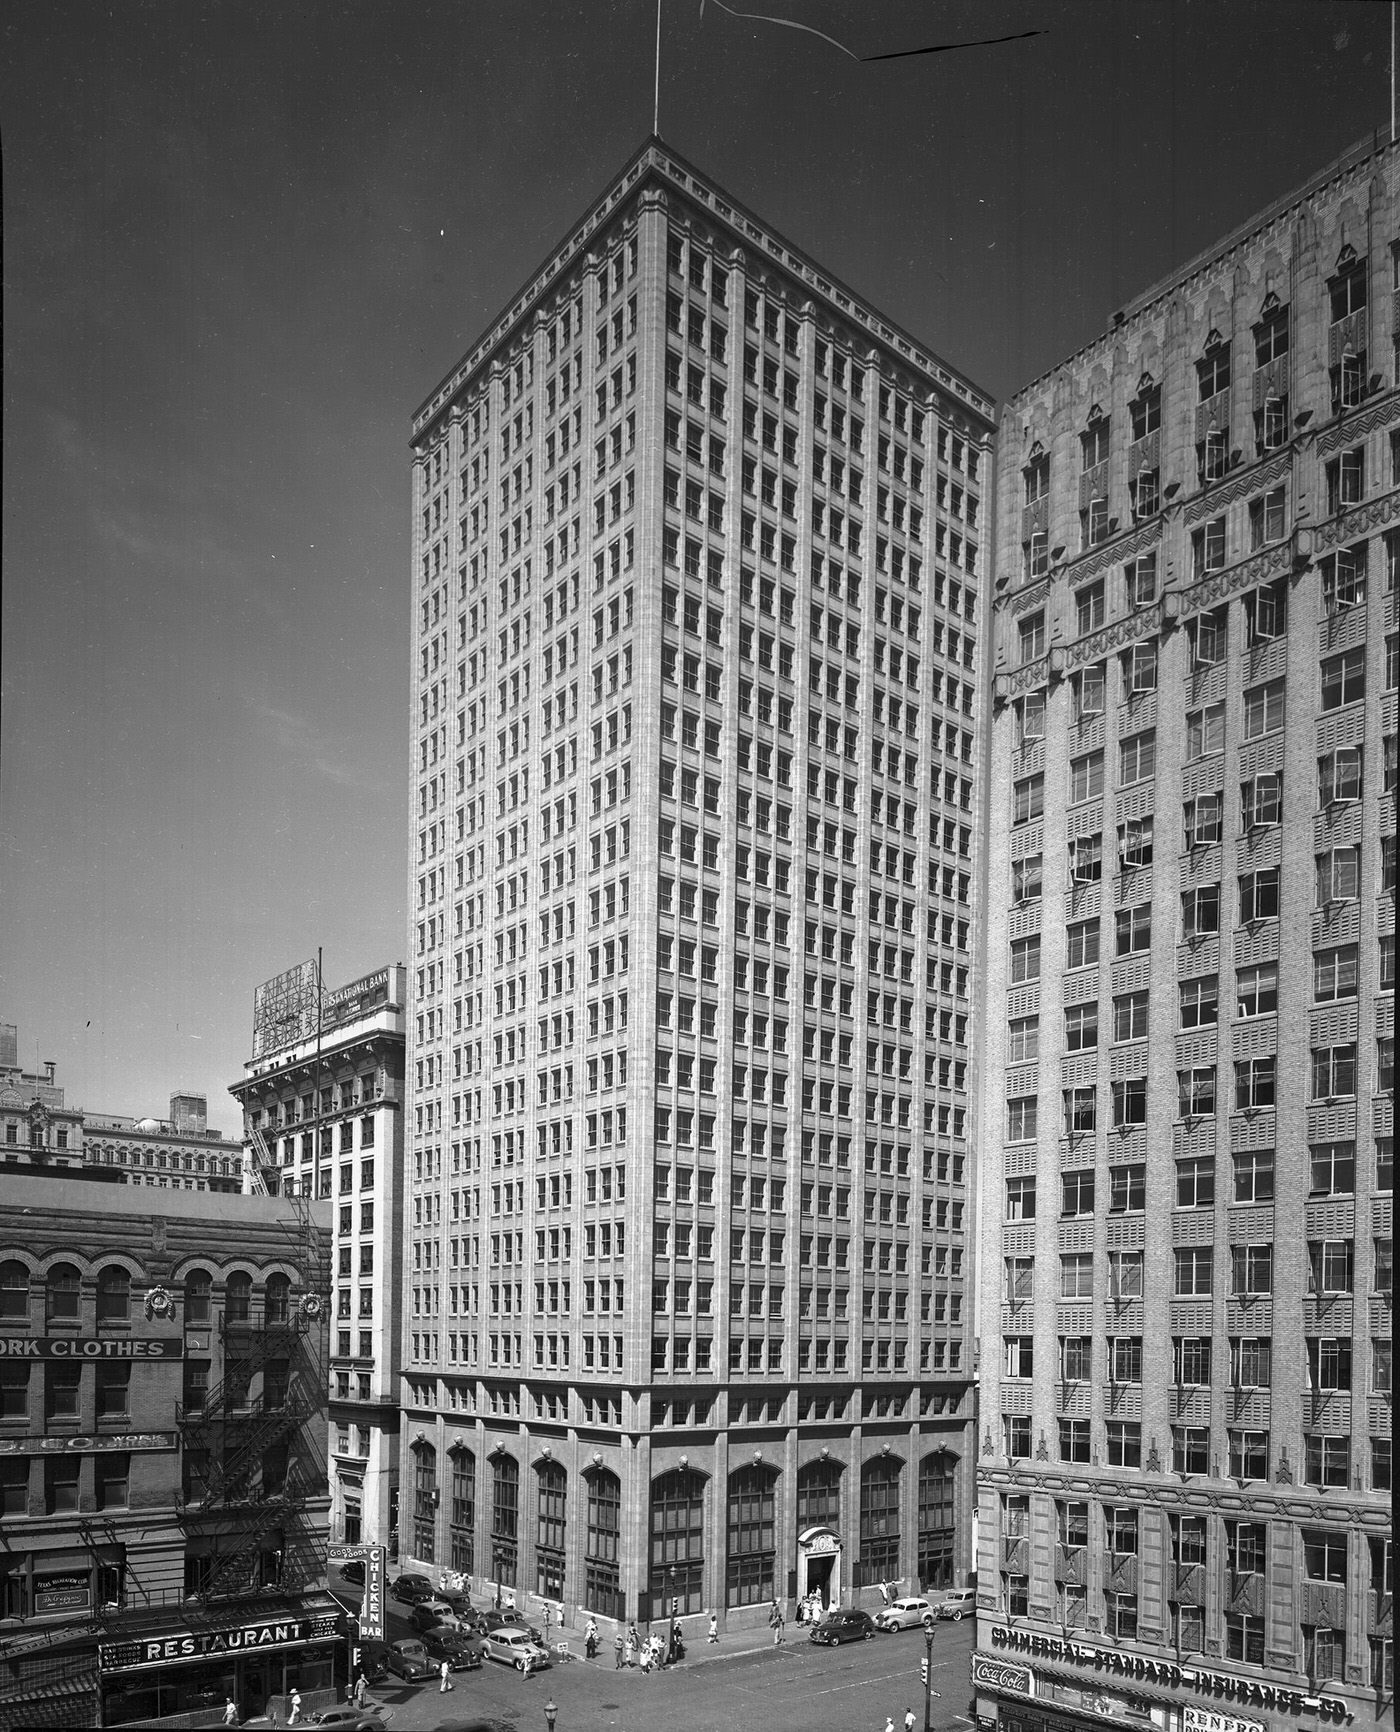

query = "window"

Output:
[[1109, 1164, 1145, 1213], [1007, 1097, 1037, 1142], [1005, 1177, 1036, 1221], [1061, 1172, 1095, 1218], [1231, 1244, 1273, 1297], [1325, 448, 1365, 515], [1309, 1142, 1355, 1195], [1010, 935, 1041, 983], [1066, 921, 1100, 969], [1115, 904, 1151, 955], [1119, 815, 1153, 869], [1244, 579, 1287, 644], [1012, 774, 1044, 825], [1308, 1337, 1352, 1391], [1179, 977, 1217, 1029], [1235, 1057, 1276, 1110], [1311, 1047, 1356, 1101], [1310, 1239, 1354, 1295], [1181, 885, 1219, 940], [0, 1364, 29, 1420], [1242, 680, 1284, 740], [1191, 520, 1226, 577], [1058, 1420, 1090, 1463], [1318, 748, 1363, 805], [47, 1264, 80, 1324], [1239, 867, 1279, 923], [1016, 692, 1046, 744], [1176, 1155, 1215, 1208], [46, 1362, 81, 1419], [1314, 946, 1358, 1002], [1012, 855, 1042, 903], [1073, 664, 1106, 720], [1322, 545, 1367, 613], [1233, 1149, 1275, 1203], [1125, 553, 1157, 607], [1186, 703, 1224, 760], [1115, 991, 1149, 1040], [1248, 486, 1286, 548], [1118, 732, 1155, 785], [1123, 640, 1157, 694], [1231, 1336, 1273, 1388], [1178, 1068, 1216, 1118], [1183, 793, 1222, 849], [1063, 1086, 1096, 1133], [1018, 612, 1045, 663], [1076, 579, 1106, 634], [1105, 1425, 1140, 1469], [1321, 647, 1365, 711], [1229, 1430, 1269, 1481], [1070, 752, 1104, 804], [1305, 1436, 1350, 1490], [0, 1262, 28, 1321], [1065, 1004, 1098, 1051], [1111, 1337, 1142, 1383], [1069, 834, 1102, 884], [1198, 343, 1231, 400], [1316, 848, 1359, 904], [1174, 1248, 1213, 1296], [1240, 774, 1281, 828], [1060, 1257, 1094, 1301], [1112, 1077, 1147, 1126]]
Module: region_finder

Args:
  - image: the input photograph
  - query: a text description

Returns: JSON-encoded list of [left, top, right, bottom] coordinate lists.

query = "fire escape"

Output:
[[175, 1126, 329, 1601]]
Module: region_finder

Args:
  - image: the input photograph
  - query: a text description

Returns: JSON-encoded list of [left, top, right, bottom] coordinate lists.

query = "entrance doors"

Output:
[[796, 1526, 842, 1607]]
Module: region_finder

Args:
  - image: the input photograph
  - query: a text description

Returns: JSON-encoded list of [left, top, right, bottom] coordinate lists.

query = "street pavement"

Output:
[[318, 1609, 975, 1732]]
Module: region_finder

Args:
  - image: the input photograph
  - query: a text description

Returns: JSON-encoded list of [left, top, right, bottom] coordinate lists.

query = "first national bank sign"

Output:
[[100, 1614, 338, 1673]]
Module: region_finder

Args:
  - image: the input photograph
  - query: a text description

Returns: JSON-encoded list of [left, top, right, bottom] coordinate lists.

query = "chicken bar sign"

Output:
[[101, 1612, 339, 1672]]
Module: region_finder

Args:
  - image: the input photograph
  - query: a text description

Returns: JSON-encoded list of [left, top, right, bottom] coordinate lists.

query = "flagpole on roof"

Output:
[[654, 0, 663, 136]]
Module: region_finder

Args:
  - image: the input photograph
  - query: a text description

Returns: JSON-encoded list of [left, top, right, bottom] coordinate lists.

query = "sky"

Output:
[[1, 0, 1392, 1131]]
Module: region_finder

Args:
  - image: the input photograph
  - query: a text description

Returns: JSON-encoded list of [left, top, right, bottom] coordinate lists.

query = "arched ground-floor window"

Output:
[[585, 1470, 623, 1618], [857, 1457, 901, 1586], [448, 1448, 474, 1574], [536, 1461, 566, 1598], [649, 1468, 705, 1620], [726, 1465, 777, 1606], [917, 1451, 956, 1591], [412, 1445, 437, 1564], [491, 1455, 519, 1587]]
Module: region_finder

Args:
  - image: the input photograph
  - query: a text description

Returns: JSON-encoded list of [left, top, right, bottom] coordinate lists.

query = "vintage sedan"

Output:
[[419, 1624, 483, 1671], [874, 1596, 937, 1633], [809, 1608, 877, 1645], [388, 1572, 435, 1605], [480, 1625, 553, 1672], [383, 1638, 437, 1681]]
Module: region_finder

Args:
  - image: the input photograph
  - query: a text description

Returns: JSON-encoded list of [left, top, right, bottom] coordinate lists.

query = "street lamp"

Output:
[[921, 1620, 938, 1732], [543, 1697, 558, 1732]]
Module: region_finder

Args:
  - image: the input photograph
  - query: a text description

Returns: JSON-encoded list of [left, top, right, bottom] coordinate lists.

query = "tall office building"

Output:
[[975, 139, 1396, 1730], [230, 963, 407, 1553], [402, 138, 995, 1628]]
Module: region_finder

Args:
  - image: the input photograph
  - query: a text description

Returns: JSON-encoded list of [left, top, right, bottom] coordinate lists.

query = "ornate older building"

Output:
[[401, 138, 995, 1630], [977, 137, 1396, 1731], [0, 1176, 335, 1728]]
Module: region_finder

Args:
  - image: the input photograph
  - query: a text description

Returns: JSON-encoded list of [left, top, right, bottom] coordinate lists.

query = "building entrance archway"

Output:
[[796, 1526, 841, 1608]]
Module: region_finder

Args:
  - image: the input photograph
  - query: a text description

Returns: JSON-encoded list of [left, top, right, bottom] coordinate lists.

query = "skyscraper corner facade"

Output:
[[976, 136, 1396, 1731], [403, 138, 994, 1628]]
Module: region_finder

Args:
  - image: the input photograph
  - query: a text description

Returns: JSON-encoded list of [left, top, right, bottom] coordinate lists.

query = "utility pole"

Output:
[[922, 1621, 937, 1732]]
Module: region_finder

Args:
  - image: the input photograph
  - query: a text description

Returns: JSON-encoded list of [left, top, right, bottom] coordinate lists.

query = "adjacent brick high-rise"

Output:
[[975, 138, 1396, 1729], [401, 138, 994, 1629]]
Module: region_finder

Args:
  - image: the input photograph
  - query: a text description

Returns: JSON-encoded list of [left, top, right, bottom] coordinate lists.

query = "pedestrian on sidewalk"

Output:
[[440, 1658, 453, 1692], [614, 1631, 625, 1668], [585, 1616, 598, 1659], [773, 1611, 786, 1647], [905, 1712, 916, 1732], [354, 1674, 367, 1709], [222, 1701, 238, 1728], [708, 1610, 719, 1644], [883, 1718, 895, 1732], [288, 1689, 302, 1726]]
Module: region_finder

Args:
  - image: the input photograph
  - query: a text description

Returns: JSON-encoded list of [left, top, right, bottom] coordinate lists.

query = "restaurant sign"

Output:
[[0, 1337, 183, 1359], [1185, 1709, 1267, 1732], [101, 1612, 340, 1672]]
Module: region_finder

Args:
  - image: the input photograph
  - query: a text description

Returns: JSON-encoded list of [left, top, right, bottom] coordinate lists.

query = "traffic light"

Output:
[[921, 1658, 929, 1686], [672, 1597, 680, 1617]]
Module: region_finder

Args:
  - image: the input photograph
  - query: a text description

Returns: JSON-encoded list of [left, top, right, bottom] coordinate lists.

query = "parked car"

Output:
[[938, 1587, 977, 1621], [875, 1596, 937, 1633], [308, 1708, 388, 1732], [477, 1609, 544, 1644], [809, 1608, 876, 1645], [420, 1624, 483, 1670], [409, 1599, 465, 1634], [389, 1572, 435, 1606], [384, 1637, 437, 1681], [337, 1560, 365, 1587], [481, 1625, 553, 1671], [436, 1589, 477, 1624]]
